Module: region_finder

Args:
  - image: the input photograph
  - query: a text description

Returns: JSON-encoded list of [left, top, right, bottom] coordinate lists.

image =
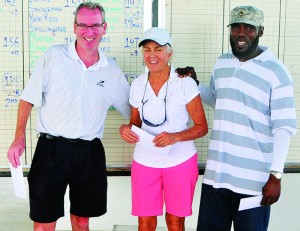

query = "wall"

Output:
[[2, 0, 299, 169]]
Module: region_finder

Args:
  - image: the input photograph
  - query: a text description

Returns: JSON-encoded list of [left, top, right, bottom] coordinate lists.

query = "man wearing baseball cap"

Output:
[[227, 5, 264, 27], [194, 5, 297, 231]]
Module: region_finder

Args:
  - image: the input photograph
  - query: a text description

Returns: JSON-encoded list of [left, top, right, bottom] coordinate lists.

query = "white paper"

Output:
[[131, 125, 171, 156], [9, 162, 27, 199], [239, 195, 263, 211]]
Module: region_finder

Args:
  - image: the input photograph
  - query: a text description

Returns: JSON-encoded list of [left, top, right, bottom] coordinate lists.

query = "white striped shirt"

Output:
[[200, 46, 297, 195], [22, 41, 130, 140]]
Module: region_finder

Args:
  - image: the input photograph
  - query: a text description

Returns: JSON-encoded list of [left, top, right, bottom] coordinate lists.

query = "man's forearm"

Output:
[[270, 128, 292, 172], [14, 100, 33, 139]]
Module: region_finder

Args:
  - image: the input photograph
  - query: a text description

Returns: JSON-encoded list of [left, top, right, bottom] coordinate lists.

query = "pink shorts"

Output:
[[131, 154, 198, 217]]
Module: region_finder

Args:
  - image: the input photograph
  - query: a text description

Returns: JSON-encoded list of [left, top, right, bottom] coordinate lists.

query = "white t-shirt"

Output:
[[129, 66, 200, 168]]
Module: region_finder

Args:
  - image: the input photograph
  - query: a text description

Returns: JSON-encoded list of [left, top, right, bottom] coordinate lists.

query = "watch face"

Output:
[[271, 171, 282, 179], [276, 173, 282, 179]]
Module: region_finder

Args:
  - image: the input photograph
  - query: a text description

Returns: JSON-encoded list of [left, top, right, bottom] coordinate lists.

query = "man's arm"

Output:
[[7, 100, 33, 168], [198, 84, 216, 108], [261, 129, 292, 206]]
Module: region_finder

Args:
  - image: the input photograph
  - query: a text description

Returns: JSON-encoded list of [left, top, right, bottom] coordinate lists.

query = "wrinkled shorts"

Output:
[[131, 154, 198, 217], [28, 137, 107, 223]]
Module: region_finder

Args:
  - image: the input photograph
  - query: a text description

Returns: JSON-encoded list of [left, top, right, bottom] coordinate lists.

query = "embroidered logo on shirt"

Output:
[[96, 80, 105, 87]]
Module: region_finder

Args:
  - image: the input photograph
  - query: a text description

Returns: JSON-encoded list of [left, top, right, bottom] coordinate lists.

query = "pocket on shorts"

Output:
[[27, 138, 54, 180]]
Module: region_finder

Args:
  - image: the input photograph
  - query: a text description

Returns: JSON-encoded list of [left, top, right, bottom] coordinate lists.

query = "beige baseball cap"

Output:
[[227, 5, 264, 27]]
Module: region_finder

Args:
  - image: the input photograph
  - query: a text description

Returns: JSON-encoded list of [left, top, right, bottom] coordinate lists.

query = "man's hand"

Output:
[[260, 174, 281, 206], [7, 137, 25, 168], [175, 66, 199, 85], [7, 100, 32, 168]]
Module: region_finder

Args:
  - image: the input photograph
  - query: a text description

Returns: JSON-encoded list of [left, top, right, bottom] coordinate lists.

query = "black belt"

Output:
[[39, 133, 82, 143]]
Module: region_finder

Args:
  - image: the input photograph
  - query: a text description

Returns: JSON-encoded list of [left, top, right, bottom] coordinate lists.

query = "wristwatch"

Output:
[[270, 171, 283, 180]]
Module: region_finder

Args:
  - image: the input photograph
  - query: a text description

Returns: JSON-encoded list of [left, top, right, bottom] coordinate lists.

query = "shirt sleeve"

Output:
[[113, 71, 131, 119], [129, 77, 143, 109], [271, 80, 297, 136], [21, 49, 51, 107], [198, 84, 216, 108], [181, 76, 200, 103]]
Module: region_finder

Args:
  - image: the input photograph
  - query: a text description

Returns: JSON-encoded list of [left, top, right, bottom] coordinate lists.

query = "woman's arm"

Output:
[[153, 95, 208, 147], [119, 106, 142, 144]]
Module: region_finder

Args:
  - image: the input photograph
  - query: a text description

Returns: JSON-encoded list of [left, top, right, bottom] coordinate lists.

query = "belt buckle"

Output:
[[69, 139, 78, 143], [46, 134, 54, 140]]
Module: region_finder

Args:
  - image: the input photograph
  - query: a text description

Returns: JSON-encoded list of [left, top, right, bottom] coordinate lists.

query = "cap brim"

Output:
[[227, 20, 259, 27], [138, 39, 171, 47], [138, 39, 152, 47]]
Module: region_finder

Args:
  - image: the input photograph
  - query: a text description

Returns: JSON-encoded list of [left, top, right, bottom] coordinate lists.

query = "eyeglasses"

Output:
[[75, 22, 105, 31], [141, 78, 168, 127]]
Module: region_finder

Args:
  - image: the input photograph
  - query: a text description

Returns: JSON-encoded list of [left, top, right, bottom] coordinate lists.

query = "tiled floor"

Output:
[[113, 225, 194, 231], [3, 174, 300, 231], [0, 177, 33, 231], [0, 177, 195, 231]]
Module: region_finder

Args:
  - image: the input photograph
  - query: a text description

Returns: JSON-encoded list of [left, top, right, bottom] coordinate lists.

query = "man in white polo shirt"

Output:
[[7, 1, 130, 230]]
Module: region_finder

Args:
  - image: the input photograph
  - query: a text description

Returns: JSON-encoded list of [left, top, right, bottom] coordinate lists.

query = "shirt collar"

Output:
[[231, 45, 273, 63], [68, 40, 108, 69], [253, 46, 273, 62]]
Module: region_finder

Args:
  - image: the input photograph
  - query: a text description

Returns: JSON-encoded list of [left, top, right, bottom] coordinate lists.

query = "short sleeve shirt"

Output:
[[129, 66, 200, 168], [22, 41, 130, 140]]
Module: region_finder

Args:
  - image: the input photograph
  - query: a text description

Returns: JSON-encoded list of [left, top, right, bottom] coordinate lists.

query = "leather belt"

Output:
[[39, 133, 82, 143]]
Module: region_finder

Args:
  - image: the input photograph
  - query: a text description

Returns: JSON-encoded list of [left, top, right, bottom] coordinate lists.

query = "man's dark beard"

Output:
[[230, 35, 259, 60]]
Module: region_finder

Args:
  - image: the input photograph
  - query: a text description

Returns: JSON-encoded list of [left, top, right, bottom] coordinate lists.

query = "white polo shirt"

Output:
[[22, 41, 130, 140], [129, 67, 200, 168]]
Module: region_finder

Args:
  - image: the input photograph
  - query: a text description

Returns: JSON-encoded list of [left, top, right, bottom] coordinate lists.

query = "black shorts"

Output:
[[27, 136, 107, 223]]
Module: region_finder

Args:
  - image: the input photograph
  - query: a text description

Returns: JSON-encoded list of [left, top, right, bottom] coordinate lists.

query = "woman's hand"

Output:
[[153, 132, 178, 147], [119, 124, 140, 144]]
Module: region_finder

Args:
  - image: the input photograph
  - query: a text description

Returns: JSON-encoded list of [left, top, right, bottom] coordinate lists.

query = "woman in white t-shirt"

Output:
[[119, 27, 208, 231]]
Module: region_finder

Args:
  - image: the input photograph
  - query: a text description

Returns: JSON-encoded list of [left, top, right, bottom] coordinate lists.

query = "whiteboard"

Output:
[[0, 0, 145, 168], [1, 0, 299, 169], [165, 0, 300, 166]]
